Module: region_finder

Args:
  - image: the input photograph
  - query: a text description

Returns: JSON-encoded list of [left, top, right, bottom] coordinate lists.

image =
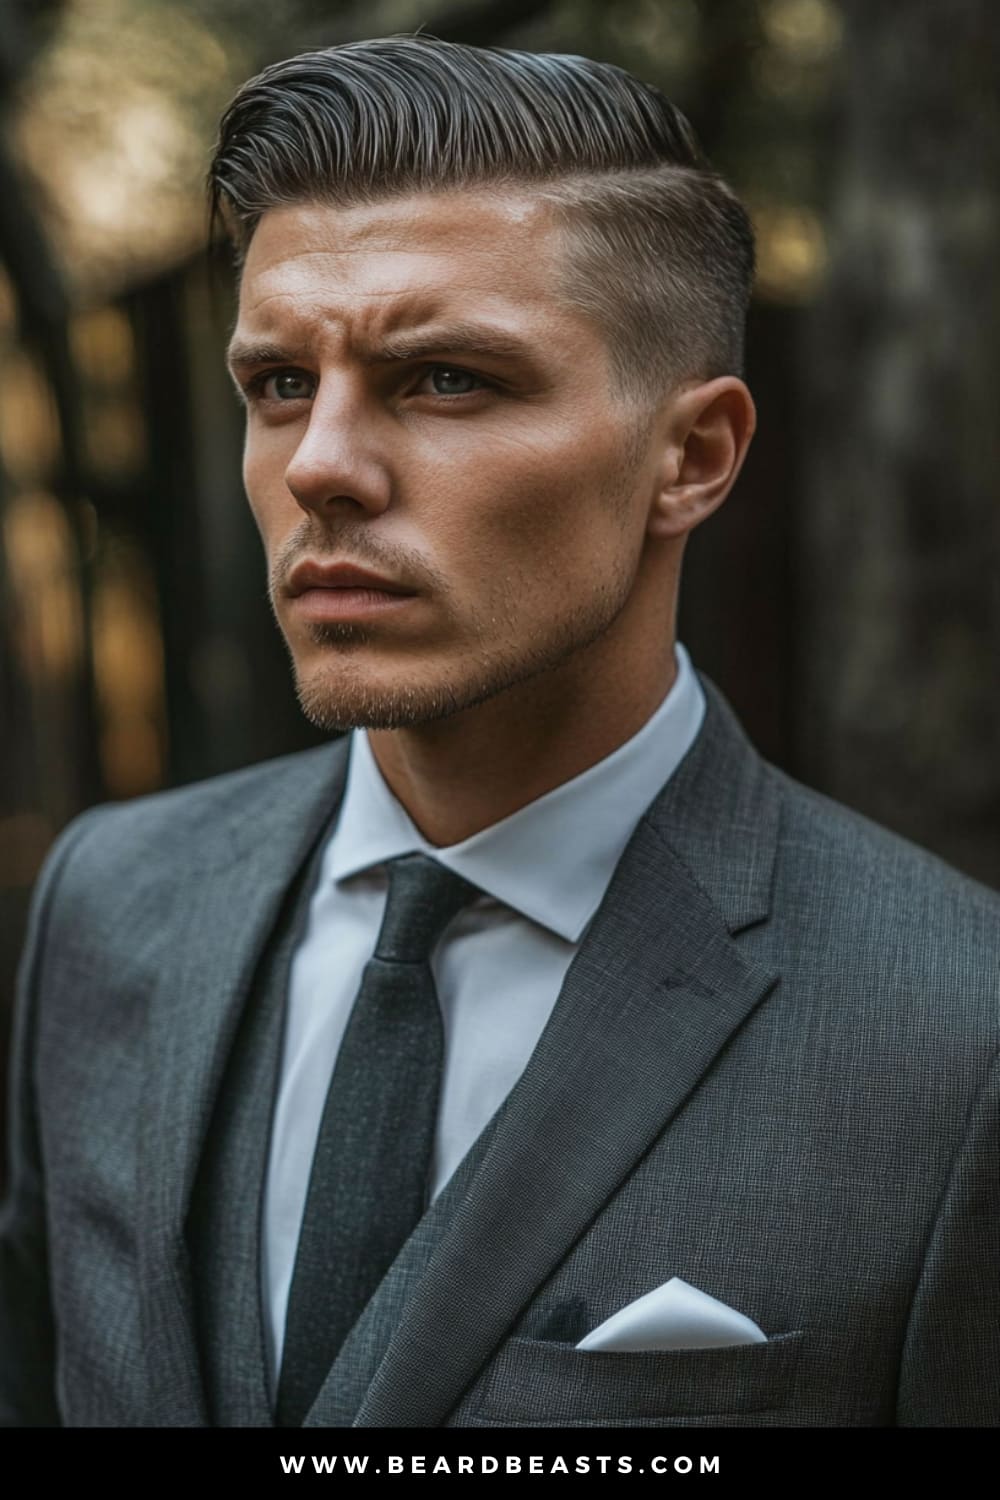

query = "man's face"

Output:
[[228, 189, 664, 731]]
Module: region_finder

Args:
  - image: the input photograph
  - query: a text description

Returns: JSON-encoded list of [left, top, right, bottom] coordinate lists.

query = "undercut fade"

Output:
[[208, 35, 755, 402]]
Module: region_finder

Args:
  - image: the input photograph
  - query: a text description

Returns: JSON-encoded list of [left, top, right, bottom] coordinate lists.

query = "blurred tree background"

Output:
[[1, 0, 999, 1086]]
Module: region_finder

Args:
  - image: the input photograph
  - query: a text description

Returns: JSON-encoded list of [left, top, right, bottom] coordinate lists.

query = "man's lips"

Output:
[[285, 560, 420, 623], [286, 560, 416, 597]]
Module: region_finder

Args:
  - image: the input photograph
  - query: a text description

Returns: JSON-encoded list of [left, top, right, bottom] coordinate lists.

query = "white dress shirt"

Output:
[[262, 643, 706, 1378]]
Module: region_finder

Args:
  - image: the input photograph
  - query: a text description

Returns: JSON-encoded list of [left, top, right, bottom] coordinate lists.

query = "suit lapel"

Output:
[[355, 681, 783, 1427], [137, 740, 350, 1425]]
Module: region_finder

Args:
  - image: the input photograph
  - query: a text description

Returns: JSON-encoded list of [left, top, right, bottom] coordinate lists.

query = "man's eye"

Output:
[[420, 366, 485, 397], [253, 370, 315, 401]]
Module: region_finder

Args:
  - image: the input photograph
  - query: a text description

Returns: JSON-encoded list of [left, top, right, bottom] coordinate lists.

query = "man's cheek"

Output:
[[243, 463, 288, 539]]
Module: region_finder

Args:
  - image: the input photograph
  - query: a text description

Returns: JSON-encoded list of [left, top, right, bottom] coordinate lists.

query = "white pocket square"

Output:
[[575, 1277, 767, 1353]]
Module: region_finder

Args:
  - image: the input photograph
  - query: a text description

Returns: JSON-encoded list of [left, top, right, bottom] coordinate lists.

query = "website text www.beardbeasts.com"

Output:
[[278, 1454, 721, 1476]]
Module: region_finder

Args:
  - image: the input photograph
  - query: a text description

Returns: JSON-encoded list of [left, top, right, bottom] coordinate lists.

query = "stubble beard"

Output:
[[287, 567, 636, 734], [271, 424, 650, 735]]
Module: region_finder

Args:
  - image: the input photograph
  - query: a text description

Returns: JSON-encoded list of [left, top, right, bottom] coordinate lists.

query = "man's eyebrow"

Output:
[[369, 324, 538, 363], [225, 324, 539, 374], [226, 339, 303, 373]]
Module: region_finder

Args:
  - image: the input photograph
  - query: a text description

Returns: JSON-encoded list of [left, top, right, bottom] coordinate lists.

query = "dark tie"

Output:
[[275, 851, 479, 1427]]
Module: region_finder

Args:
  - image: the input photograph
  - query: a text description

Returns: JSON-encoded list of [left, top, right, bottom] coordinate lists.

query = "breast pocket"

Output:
[[471, 1331, 806, 1425]]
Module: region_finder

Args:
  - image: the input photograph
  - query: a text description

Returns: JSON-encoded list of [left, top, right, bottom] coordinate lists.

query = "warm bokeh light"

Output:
[[70, 305, 136, 388], [0, 351, 62, 485], [752, 203, 828, 301], [2, 489, 84, 682], [15, 0, 250, 299], [92, 537, 166, 796], [0, 266, 17, 335], [760, 0, 842, 62], [71, 306, 146, 477]]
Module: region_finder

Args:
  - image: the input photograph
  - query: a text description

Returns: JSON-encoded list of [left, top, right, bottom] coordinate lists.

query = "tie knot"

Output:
[[374, 852, 479, 963]]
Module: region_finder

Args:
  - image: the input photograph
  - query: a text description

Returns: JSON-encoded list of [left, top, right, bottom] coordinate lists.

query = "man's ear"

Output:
[[646, 376, 756, 540]]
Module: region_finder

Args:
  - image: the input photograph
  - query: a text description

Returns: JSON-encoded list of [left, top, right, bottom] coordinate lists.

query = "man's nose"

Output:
[[283, 385, 392, 519]]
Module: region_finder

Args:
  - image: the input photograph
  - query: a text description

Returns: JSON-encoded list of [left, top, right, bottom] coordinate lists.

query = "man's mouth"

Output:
[[286, 560, 416, 597], [285, 559, 419, 622]]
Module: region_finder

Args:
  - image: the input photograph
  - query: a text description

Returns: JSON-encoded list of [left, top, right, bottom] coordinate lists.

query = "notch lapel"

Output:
[[137, 740, 350, 1425], [354, 681, 783, 1427]]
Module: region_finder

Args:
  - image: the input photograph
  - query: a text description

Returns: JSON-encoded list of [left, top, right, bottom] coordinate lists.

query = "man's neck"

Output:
[[366, 640, 679, 848]]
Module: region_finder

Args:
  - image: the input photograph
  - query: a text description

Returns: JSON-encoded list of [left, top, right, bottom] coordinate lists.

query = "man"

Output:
[[2, 35, 998, 1429]]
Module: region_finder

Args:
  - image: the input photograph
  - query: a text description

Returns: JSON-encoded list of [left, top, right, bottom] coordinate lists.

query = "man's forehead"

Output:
[[231, 190, 584, 358], [242, 189, 560, 276]]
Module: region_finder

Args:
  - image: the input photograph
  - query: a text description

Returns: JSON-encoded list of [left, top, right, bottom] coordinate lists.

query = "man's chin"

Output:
[[294, 665, 490, 733], [289, 591, 631, 734]]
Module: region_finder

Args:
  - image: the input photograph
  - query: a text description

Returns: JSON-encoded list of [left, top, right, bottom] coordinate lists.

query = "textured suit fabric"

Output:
[[186, 819, 330, 1426], [2, 678, 999, 1427]]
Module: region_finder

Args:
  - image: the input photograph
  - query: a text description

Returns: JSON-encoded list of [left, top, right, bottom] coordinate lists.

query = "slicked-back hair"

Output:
[[208, 35, 755, 403]]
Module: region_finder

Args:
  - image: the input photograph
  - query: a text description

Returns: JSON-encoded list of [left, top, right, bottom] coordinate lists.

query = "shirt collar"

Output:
[[325, 644, 706, 943]]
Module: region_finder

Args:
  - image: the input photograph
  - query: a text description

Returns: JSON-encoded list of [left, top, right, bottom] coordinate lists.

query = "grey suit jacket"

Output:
[[2, 679, 999, 1427]]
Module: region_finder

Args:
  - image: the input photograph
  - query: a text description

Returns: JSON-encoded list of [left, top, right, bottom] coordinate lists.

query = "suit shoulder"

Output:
[[41, 739, 348, 884], [765, 764, 1000, 1008], [770, 764, 1000, 914]]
